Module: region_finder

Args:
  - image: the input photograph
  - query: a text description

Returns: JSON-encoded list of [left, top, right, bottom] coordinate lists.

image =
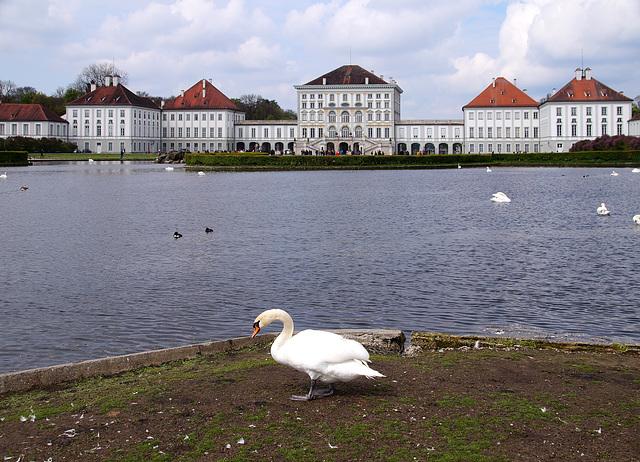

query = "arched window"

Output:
[[354, 126, 363, 138], [328, 126, 337, 138], [341, 126, 350, 138], [328, 111, 336, 123], [355, 111, 363, 123], [341, 111, 350, 123]]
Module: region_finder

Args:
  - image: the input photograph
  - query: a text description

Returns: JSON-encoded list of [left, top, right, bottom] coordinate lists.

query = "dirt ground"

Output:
[[0, 344, 639, 461]]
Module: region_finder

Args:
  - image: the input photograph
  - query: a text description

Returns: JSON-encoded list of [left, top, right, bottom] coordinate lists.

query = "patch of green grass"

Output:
[[433, 415, 506, 461], [436, 395, 477, 409], [490, 396, 551, 422]]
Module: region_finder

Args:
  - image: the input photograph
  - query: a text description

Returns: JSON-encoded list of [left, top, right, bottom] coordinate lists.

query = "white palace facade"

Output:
[[53, 64, 636, 155]]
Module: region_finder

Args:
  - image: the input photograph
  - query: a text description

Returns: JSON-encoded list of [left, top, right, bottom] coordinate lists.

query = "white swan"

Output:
[[490, 192, 511, 203], [634, 215, 640, 225], [251, 309, 384, 401], [486, 166, 492, 173], [165, 166, 174, 171], [632, 168, 640, 173], [197, 171, 205, 176], [597, 203, 611, 216], [0, 171, 7, 179], [610, 171, 619, 176]]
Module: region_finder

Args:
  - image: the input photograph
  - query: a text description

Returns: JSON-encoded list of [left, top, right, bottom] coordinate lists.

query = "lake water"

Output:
[[1, 162, 639, 373]]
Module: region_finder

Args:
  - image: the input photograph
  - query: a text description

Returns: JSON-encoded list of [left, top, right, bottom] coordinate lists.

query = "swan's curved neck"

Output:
[[272, 310, 294, 349]]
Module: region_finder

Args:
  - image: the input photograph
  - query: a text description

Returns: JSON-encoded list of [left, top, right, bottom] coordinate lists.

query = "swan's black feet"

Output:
[[290, 382, 335, 401], [312, 385, 334, 398]]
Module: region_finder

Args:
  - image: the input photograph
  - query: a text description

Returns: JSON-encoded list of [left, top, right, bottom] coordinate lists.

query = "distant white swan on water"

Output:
[[165, 166, 174, 171], [251, 309, 385, 401], [611, 171, 619, 176], [198, 171, 205, 176], [490, 192, 511, 203], [597, 203, 611, 216], [632, 168, 640, 173], [634, 215, 640, 225], [0, 172, 7, 179], [486, 166, 492, 172]]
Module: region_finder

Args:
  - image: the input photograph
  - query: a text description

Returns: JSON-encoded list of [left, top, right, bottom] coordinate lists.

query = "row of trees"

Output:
[[1, 62, 296, 120]]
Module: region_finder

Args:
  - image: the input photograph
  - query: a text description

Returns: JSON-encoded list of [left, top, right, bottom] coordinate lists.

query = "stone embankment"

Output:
[[0, 330, 405, 395], [3, 329, 638, 395]]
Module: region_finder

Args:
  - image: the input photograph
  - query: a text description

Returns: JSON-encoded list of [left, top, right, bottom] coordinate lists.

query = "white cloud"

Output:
[[0, 0, 638, 117]]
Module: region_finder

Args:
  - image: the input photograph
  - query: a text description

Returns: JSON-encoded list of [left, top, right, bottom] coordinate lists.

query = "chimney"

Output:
[[105, 75, 112, 87], [552, 88, 557, 95], [380, 75, 383, 80], [112, 75, 120, 86], [584, 67, 592, 80], [513, 78, 517, 87], [523, 89, 527, 94], [492, 78, 495, 88], [90, 81, 97, 92], [365, 77, 369, 85], [575, 68, 582, 80], [181, 90, 185, 98], [322, 78, 326, 85]]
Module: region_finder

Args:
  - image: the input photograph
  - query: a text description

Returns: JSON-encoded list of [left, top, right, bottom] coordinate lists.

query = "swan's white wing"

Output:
[[285, 330, 370, 362], [272, 329, 370, 375]]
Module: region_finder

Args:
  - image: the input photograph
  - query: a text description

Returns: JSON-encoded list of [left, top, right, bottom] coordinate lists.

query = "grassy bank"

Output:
[[186, 150, 640, 170], [1, 341, 638, 461]]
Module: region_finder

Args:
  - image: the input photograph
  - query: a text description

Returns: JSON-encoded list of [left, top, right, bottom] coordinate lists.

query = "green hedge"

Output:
[[1, 136, 77, 153], [0, 151, 29, 166], [186, 151, 640, 169]]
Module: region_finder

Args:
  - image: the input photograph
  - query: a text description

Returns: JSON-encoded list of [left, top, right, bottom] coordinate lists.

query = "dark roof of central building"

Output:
[[303, 65, 389, 86], [67, 84, 159, 109], [162, 79, 242, 111], [0, 103, 68, 123]]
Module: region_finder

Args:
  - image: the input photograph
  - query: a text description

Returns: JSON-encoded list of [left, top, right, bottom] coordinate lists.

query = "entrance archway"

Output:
[[249, 142, 259, 152], [398, 143, 407, 154], [439, 143, 449, 154], [339, 142, 350, 154], [261, 142, 271, 152], [411, 143, 420, 154], [425, 143, 435, 154], [236, 142, 245, 151]]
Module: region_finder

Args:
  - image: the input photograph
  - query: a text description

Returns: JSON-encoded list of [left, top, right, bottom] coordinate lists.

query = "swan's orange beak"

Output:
[[251, 322, 261, 339]]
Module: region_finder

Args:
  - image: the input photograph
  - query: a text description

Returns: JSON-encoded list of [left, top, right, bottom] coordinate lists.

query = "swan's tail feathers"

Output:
[[357, 359, 385, 379]]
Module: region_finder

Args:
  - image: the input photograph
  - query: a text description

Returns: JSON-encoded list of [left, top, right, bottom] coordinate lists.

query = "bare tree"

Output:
[[0, 80, 17, 102], [72, 62, 129, 92]]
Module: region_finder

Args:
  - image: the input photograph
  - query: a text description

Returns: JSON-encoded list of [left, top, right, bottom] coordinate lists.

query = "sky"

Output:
[[1, 0, 639, 119]]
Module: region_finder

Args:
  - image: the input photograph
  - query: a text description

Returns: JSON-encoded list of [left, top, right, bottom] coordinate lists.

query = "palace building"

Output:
[[54, 65, 636, 155], [0, 103, 68, 141], [65, 75, 160, 154]]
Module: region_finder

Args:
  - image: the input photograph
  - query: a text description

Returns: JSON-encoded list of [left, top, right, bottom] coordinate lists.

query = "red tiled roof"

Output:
[[0, 103, 67, 123], [304, 65, 388, 86], [547, 76, 632, 103], [162, 79, 242, 111], [67, 84, 159, 109], [463, 77, 539, 109]]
